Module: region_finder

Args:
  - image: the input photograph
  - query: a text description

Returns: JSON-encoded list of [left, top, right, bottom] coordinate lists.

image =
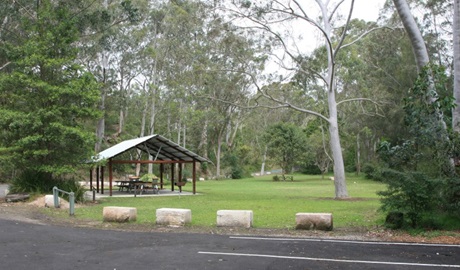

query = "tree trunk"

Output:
[[328, 94, 349, 198], [135, 95, 148, 176], [392, 0, 429, 71], [320, 0, 349, 199], [95, 67, 107, 153], [453, 0, 460, 133], [393, 0, 454, 172], [356, 132, 361, 175], [260, 145, 267, 176]]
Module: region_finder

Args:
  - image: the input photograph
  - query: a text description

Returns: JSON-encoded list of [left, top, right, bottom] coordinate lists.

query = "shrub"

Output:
[[362, 163, 376, 180], [384, 211, 404, 229], [377, 169, 439, 228], [10, 170, 85, 202]]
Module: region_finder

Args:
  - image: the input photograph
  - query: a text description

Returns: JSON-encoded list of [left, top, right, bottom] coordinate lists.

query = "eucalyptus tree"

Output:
[[199, 23, 264, 178], [224, 0, 386, 198], [454, 0, 460, 133], [77, 0, 142, 152], [391, 0, 455, 176]]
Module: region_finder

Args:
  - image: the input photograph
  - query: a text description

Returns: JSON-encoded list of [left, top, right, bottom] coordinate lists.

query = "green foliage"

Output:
[[0, 0, 100, 178], [377, 169, 439, 228], [263, 123, 308, 175], [401, 64, 455, 176], [377, 140, 419, 171], [300, 162, 322, 175], [362, 163, 386, 182], [140, 173, 158, 182], [10, 170, 85, 202], [272, 174, 293, 181]]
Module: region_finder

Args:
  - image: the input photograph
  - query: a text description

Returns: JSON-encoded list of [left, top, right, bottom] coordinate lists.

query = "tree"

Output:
[[225, 0, 385, 198], [0, 0, 100, 179], [264, 123, 308, 176], [454, 0, 460, 133], [392, 0, 455, 175]]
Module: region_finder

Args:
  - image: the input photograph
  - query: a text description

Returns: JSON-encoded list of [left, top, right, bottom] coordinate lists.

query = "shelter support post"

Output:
[[89, 168, 93, 191], [193, 161, 196, 194], [101, 166, 104, 194], [160, 164, 164, 189], [171, 164, 175, 191], [96, 166, 100, 193], [109, 159, 113, 196]]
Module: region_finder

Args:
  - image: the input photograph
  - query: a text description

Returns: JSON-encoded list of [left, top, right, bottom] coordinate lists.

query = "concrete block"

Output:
[[217, 210, 253, 228], [103, 206, 137, 222], [45, 195, 58, 208], [295, 213, 333, 231], [156, 208, 191, 226]]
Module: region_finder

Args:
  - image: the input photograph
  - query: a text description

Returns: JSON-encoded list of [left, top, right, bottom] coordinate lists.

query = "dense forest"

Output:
[[0, 0, 459, 210]]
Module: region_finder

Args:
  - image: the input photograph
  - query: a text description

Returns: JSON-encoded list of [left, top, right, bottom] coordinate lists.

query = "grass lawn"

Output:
[[72, 174, 387, 230]]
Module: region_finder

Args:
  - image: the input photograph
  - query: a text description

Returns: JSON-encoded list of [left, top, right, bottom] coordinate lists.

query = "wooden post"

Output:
[[89, 168, 93, 191], [96, 166, 100, 193], [171, 164, 175, 191], [109, 159, 113, 197], [193, 161, 196, 194], [160, 163, 164, 189], [101, 166, 104, 194]]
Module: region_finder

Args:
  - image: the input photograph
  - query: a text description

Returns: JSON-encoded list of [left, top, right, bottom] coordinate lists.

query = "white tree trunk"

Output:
[[328, 92, 348, 198], [260, 145, 267, 176], [392, 0, 429, 71], [394, 0, 454, 172], [453, 0, 460, 133], [320, 0, 349, 199]]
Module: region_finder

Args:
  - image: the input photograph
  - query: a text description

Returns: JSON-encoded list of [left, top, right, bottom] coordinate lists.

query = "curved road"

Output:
[[0, 218, 459, 269]]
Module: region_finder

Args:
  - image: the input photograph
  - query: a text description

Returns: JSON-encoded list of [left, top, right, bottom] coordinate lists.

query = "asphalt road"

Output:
[[0, 218, 459, 270]]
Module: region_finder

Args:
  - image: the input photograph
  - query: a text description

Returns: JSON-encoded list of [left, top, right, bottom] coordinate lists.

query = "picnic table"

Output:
[[115, 177, 160, 196]]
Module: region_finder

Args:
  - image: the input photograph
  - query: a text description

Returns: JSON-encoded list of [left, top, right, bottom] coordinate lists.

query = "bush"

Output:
[[384, 211, 404, 229], [10, 170, 85, 202], [300, 163, 322, 175], [362, 163, 376, 180], [442, 177, 460, 216], [377, 169, 439, 228]]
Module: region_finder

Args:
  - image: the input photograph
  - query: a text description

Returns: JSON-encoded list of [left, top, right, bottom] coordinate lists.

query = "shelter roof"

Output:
[[92, 134, 208, 163]]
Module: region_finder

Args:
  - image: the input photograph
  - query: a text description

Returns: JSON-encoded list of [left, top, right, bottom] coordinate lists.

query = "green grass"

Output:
[[71, 174, 387, 229]]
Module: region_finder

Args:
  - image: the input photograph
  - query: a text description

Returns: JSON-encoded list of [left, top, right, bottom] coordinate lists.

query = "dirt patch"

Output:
[[27, 195, 71, 208], [0, 198, 459, 245]]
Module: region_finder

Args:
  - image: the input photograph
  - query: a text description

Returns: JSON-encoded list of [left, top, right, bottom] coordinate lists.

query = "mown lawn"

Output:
[[72, 174, 387, 229]]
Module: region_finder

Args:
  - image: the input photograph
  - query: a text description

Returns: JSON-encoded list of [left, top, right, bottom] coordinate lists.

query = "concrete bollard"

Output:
[[103, 206, 137, 222], [217, 210, 253, 228], [295, 213, 333, 231], [45, 195, 58, 208], [156, 208, 192, 226]]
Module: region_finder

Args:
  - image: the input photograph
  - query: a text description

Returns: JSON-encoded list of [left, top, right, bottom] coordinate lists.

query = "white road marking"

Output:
[[229, 236, 460, 247], [198, 251, 460, 268]]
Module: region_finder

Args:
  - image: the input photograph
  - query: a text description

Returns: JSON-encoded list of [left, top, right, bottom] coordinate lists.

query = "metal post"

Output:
[[69, 192, 75, 216], [53, 186, 60, 208]]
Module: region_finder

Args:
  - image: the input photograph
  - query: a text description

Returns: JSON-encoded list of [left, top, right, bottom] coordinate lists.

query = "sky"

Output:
[[353, 0, 386, 21], [265, 0, 387, 77]]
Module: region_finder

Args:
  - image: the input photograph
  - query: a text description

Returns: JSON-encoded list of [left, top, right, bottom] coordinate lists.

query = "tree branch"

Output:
[[0, 62, 11, 71], [341, 26, 394, 50]]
